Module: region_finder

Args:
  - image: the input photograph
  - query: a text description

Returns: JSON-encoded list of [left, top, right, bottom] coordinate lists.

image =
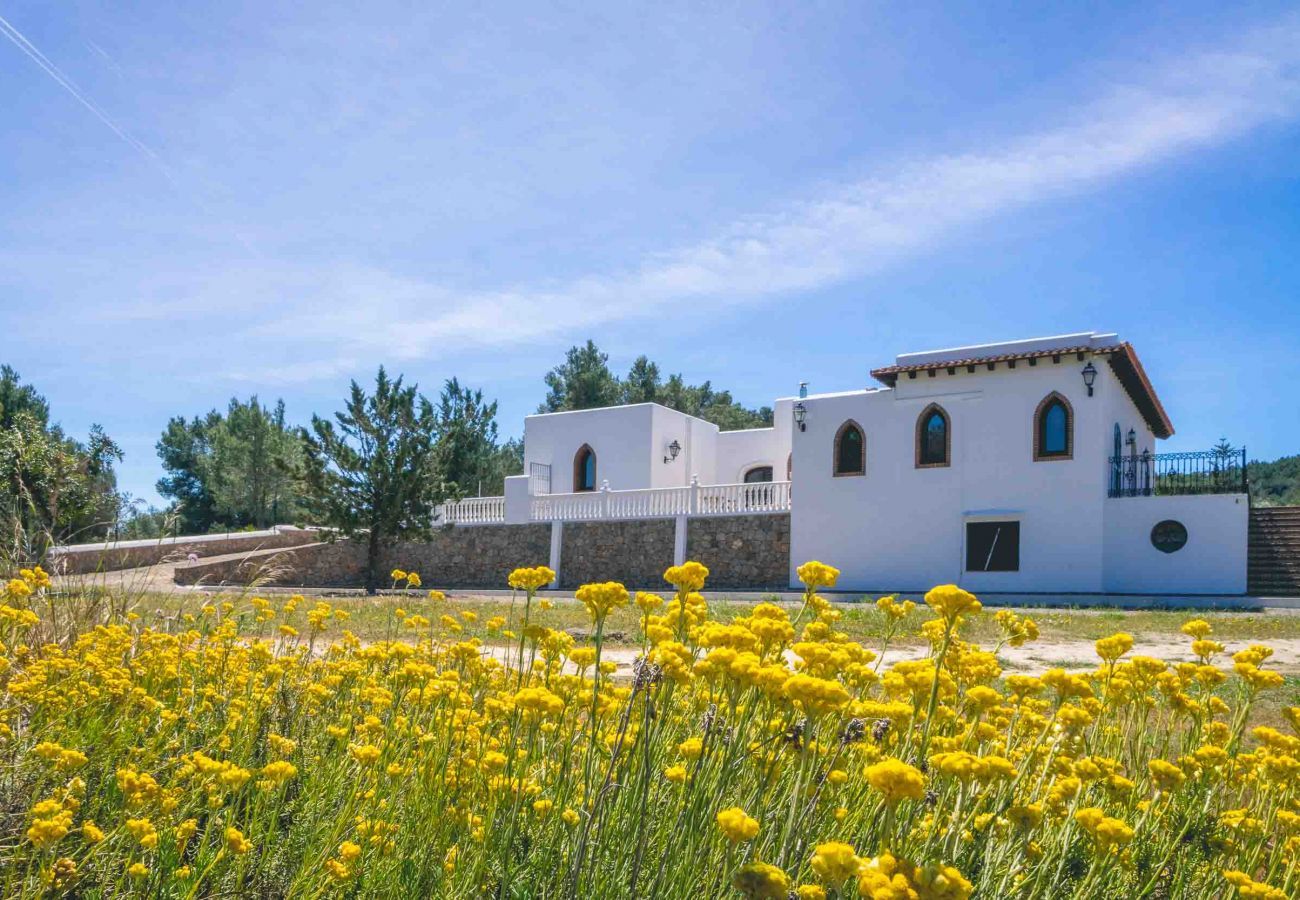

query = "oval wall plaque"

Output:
[[1150, 520, 1188, 554]]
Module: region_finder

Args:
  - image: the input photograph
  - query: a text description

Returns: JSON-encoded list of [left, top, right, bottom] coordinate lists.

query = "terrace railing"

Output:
[[529, 479, 792, 522], [1107, 448, 1248, 498], [436, 495, 507, 524]]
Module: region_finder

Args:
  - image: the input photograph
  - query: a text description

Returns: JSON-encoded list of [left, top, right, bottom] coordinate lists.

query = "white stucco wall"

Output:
[[649, 405, 720, 487], [524, 403, 727, 492], [788, 350, 1161, 593], [712, 398, 796, 483], [1102, 494, 1248, 594], [523, 405, 657, 492]]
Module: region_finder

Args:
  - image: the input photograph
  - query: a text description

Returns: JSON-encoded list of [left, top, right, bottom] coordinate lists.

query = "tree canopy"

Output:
[[0, 366, 122, 560], [156, 397, 303, 532], [538, 342, 773, 429], [299, 368, 447, 592], [434, 378, 522, 497], [1249, 454, 1300, 507]]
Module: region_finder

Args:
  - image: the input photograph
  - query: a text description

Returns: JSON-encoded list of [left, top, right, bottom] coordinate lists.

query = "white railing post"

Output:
[[689, 475, 699, 516], [600, 480, 610, 518]]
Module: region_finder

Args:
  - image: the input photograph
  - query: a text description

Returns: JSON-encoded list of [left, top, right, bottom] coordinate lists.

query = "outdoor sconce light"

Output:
[[793, 402, 807, 432], [663, 439, 681, 464], [1081, 361, 1097, 397]]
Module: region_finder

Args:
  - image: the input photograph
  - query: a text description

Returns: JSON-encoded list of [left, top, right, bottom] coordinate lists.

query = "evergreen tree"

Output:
[[300, 368, 444, 593], [538, 341, 772, 429], [539, 340, 622, 412], [156, 398, 303, 531], [622, 356, 661, 404], [434, 378, 503, 496], [208, 398, 301, 527]]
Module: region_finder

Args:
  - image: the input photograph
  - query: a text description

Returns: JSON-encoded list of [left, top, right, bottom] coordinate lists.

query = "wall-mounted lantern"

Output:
[[663, 439, 681, 464], [1127, 428, 1137, 448], [793, 402, 807, 432], [1081, 361, 1097, 397]]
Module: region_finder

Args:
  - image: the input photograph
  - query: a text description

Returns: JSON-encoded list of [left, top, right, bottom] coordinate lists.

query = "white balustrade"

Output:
[[437, 495, 507, 525], [529, 481, 789, 522], [529, 490, 604, 521], [441, 481, 791, 525], [696, 480, 792, 516]]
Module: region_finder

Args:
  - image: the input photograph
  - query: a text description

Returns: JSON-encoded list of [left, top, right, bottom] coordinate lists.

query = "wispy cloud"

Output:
[[0, 12, 261, 254], [223, 15, 1300, 381]]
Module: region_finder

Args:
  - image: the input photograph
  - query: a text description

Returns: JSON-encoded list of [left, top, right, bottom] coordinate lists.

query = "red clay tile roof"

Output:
[[869, 345, 1099, 381], [869, 342, 1174, 439]]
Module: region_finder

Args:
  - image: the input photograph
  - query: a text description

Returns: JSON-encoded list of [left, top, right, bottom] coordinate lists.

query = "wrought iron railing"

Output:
[[1107, 448, 1247, 498]]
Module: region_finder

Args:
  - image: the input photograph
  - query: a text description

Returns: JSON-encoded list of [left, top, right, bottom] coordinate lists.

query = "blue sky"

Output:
[[1, 2, 1298, 507]]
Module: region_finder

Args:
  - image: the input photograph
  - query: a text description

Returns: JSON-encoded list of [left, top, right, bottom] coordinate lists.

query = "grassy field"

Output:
[[7, 567, 1300, 898], [93, 585, 1300, 648]]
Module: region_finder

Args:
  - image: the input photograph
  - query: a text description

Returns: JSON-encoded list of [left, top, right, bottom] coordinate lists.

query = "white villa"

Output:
[[441, 332, 1251, 595]]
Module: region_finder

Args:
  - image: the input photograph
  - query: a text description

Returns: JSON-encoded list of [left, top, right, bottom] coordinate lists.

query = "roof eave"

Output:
[[1106, 342, 1175, 439], [866, 342, 1175, 439]]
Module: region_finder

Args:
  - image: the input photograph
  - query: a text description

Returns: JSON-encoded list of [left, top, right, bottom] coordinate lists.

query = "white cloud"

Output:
[[235, 15, 1300, 381]]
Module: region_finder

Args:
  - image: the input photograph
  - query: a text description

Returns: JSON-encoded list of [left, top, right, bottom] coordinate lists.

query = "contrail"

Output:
[[0, 12, 260, 253], [0, 13, 175, 182]]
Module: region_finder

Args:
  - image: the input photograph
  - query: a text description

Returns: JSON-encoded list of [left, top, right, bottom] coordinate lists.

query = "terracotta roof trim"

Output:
[[869, 345, 1099, 382], [868, 341, 1174, 439]]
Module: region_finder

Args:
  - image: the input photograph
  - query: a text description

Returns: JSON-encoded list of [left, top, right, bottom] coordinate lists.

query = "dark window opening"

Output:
[[574, 446, 597, 492], [965, 521, 1020, 572], [835, 422, 865, 475], [743, 466, 774, 483], [918, 407, 950, 467]]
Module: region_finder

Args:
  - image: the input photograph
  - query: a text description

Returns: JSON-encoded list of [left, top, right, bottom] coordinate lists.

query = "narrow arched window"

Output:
[[1034, 393, 1073, 461], [743, 465, 773, 483], [916, 405, 950, 468], [573, 445, 597, 491], [833, 421, 865, 476]]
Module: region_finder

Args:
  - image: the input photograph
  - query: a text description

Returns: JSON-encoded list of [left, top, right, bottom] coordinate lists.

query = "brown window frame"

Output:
[[573, 444, 597, 492], [915, 403, 951, 468], [832, 420, 866, 477], [1033, 392, 1074, 461]]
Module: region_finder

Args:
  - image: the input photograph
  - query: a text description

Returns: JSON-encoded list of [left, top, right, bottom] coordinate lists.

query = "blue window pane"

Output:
[[1043, 402, 1068, 454], [922, 412, 947, 464], [583, 453, 596, 489]]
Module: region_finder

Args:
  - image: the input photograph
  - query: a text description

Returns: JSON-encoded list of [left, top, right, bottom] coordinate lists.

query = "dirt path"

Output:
[[51, 545, 289, 595], [481, 637, 1300, 676]]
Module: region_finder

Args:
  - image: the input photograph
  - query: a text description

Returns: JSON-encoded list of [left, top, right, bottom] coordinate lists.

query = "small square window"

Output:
[[966, 521, 1020, 572]]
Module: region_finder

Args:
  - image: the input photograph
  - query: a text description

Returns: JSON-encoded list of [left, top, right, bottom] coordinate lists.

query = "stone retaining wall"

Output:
[[380, 525, 552, 588], [170, 516, 790, 591], [52, 528, 320, 576], [172, 542, 339, 586], [686, 514, 790, 589], [174, 525, 552, 589], [559, 520, 675, 590]]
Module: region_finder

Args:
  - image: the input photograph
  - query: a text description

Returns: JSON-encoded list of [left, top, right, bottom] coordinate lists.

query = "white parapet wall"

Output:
[[1102, 494, 1249, 594]]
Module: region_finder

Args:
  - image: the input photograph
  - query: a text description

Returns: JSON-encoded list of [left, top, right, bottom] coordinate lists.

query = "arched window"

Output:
[[1033, 392, 1073, 461], [833, 421, 865, 476], [573, 444, 597, 492], [786, 453, 792, 481], [743, 465, 773, 483], [915, 404, 950, 468]]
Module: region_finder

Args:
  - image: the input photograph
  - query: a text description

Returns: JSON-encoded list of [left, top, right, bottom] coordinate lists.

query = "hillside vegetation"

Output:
[[1250, 454, 1300, 507]]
